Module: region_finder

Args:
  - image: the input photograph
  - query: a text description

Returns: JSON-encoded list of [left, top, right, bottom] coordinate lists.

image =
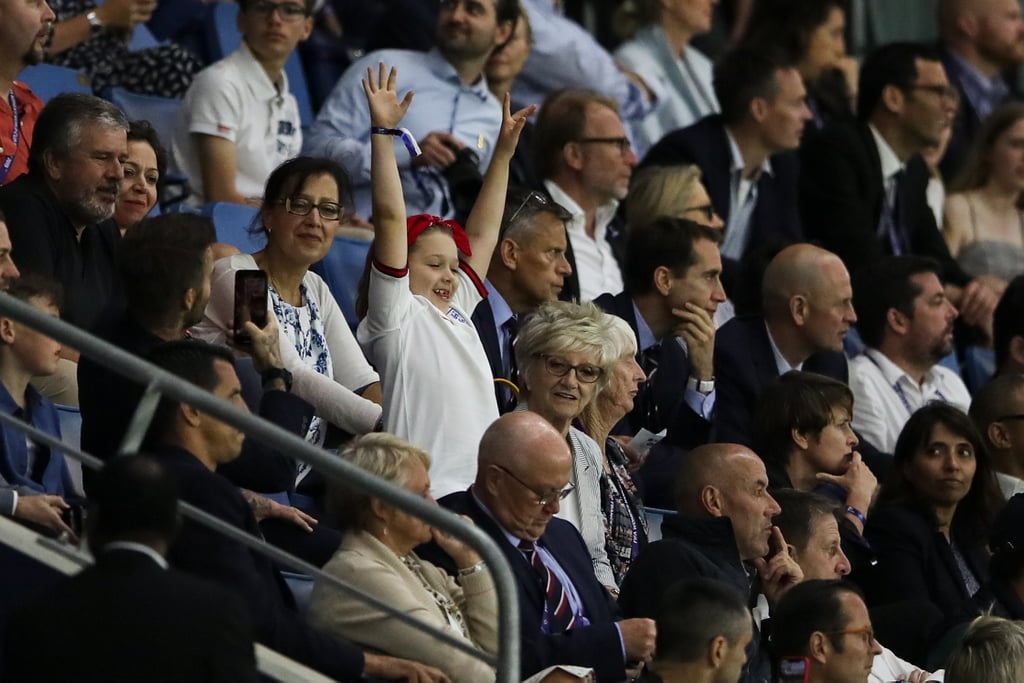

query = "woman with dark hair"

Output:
[[743, 0, 856, 128], [194, 156, 383, 453], [859, 402, 1004, 637], [943, 102, 1024, 289], [113, 120, 167, 236]]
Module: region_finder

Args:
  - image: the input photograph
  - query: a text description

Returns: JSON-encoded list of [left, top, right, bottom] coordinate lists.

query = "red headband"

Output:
[[406, 214, 472, 257]]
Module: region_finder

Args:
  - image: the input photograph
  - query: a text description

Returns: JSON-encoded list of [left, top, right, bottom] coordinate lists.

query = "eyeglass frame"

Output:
[[492, 464, 575, 506], [573, 137, 633, 154], [827, 625, 876, 646], [505, 190, 551, 233], [244, 0, 310, 21], [275, 197, 344, 222], [682, 203, 716, 223], [996, 414, 1024, 422], [535, 353, 604, 384]]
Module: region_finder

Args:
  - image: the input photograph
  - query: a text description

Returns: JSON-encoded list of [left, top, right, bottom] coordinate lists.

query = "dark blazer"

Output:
[[858, 502, 989, 639], [2, 548, 257, 682], [713, 315, 848, 447], [441, 489, 627, 682], [798, 119, 970, 287], [471, 296, 517, 414], [618, 515, 770, 683], [641, 115, 804, 272], [594, 291, 710, 449], [159, 446, 365, 681]]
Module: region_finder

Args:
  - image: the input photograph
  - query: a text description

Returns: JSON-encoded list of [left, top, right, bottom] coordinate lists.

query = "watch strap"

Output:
[[260, 366, 293, 392]]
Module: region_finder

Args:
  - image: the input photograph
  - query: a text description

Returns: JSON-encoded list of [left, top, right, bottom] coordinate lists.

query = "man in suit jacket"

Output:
[[143, 340, 446, 683], [535, 89, 636, 302], [714, 245, 854, 448], [442, 411, 656, 682], [595, 217, 725, 450], [473, 188, 573, 413], [3, 454, 257, 682], [937, 0, 1024, 180], [799, 42, 999, 334], [641, 45, 809, 285]]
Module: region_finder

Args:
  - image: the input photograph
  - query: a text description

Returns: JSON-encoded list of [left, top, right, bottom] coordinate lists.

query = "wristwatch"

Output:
[[686, 376, 715, 395], [85, 10, 102, 31], [260, 366, 293, 392]]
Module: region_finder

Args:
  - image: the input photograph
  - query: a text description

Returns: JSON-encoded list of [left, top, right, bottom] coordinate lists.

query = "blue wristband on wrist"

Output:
[[370, 126, 422, 158], [846, 505, 867, 526]]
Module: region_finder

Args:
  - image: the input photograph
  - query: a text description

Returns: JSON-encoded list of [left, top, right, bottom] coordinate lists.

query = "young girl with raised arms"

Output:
[[357, 64, 533, 498]]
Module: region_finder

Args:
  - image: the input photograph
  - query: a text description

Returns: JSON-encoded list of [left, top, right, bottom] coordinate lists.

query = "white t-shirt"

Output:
[[172, 42, 302, 202], [357, 262, 499, 498], [193, 254, 381, 436]]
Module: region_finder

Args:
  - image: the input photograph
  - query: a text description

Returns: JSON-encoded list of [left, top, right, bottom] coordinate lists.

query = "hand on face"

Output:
[[671, 302, 716, 380], [752, 526, 804, 606]]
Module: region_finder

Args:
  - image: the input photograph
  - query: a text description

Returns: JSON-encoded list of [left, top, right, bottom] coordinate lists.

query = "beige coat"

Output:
[[308, 530, 498, 682]]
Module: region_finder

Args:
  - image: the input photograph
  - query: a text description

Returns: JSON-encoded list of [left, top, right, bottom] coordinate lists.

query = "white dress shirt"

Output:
[[545, 181, 624, 302]]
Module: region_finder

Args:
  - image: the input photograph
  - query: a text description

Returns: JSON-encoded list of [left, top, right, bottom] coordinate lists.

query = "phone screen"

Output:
[[233, 270, 268, 346]]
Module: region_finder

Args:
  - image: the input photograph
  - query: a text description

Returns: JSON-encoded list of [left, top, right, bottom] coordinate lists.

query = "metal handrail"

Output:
[[0, 294, 520, 682]]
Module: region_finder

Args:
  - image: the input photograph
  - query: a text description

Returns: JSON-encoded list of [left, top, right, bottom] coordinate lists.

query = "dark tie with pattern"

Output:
[[499, 315, 520, 413], [635, 344, 663, 433], [518, 539, 577, 634], [878, 169, 908, 256]]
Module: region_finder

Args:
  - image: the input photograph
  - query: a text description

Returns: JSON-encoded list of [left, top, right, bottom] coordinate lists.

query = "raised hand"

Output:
[[752, 526, 804, 606], [362, 63, 415, 130], [671, 302, 716, 381], [493, 92, 536, 162]]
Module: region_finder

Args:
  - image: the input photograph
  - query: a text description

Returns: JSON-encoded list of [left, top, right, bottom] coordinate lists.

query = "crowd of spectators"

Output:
[[6, 1, 1024, 682]]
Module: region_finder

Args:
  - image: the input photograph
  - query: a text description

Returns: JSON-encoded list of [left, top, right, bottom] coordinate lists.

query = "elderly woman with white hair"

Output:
[[578, 316, 650, 587], [513, 300, 619, 591]]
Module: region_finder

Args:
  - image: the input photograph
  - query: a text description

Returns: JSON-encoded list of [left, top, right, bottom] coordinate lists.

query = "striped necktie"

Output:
[[518, 539, 577, 634]]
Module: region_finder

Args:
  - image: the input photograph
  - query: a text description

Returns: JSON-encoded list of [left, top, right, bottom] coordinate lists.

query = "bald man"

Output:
[[619, 444, 802, 683], [713, 244, 854, 447], [938, 0, 1024, 179], [437, 412, 657, 683]]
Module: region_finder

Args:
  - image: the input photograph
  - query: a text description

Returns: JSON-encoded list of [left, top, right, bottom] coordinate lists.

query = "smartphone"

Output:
[[233, 270, 268, 346], [779, 656, 810, 683]]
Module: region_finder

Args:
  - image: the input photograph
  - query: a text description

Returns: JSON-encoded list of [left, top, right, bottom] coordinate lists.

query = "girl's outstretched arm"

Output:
[[365, 63, 415, 271], [461, 93, 535, 278]]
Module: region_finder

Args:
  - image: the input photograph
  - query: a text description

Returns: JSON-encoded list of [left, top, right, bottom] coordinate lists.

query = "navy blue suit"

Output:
[[798, 119, 970, 287], [594, 291, 710, 449], [641, 115, 804, 277], [471, 297, 518, 414], [159, 444, 364, 681], [713, 315, 848, 447], [441, 489, 627, 682]]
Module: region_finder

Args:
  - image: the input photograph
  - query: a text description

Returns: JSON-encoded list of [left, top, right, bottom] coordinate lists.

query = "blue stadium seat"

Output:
[[310, 232, 372, 330], [203, 3, 315, 128], [104, 87, 181, 152], [129, 23, 162, 51], [202, 202, 263, 253], [16, 65, 90, 103]]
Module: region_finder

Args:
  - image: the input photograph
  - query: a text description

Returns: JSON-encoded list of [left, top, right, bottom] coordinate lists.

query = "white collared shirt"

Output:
[[868, 124, 906, 200], [544, 180, 623, 301], [850, 348, 971, 453], [765, 322, 804, 376], [721, 130, 773, 261]]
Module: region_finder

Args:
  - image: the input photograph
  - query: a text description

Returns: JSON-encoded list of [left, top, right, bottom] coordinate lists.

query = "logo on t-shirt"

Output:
[[446, 307, 467, 325], [278, 120, 295, 136]]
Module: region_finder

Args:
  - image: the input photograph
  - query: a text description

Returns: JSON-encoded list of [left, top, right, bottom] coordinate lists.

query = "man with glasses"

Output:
[[306, 0, 515, 220], [172, 0, 312, 205], [473, 187, 573, 413], [938, 0, 1024, 180], [970, 373, 1024, 498], [618, 443, 803, 683], [437, 411, 658, 682], [534, 89, 636, 302], [641, 45, 809, 288], [770, 580, 883, 683], [800, 42, 999, 336]]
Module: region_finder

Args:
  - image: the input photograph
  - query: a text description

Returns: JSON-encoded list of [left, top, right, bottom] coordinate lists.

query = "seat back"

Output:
[[202, 202, 264, 252], [16, 65, 91, 103], [105, 87, 182, 151], [204, 3, 314, 128], [311, 232, 373, 329]]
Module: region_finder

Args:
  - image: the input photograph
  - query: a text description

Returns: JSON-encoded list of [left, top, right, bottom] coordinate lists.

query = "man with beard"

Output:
[[849, 256, 970, 453], [800, 43, 999, 335], [0, 93, 126, 404], [0, 0, 55, 186], [938, 0, 1024, 179], [306, 0, 515, 220]]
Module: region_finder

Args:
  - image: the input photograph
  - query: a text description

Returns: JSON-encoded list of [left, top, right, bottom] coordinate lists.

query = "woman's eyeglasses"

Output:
[[536, 353, 603, 384], [277, 197, 343, 222]]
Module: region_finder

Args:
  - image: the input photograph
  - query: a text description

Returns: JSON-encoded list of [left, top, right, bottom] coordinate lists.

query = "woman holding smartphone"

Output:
[[859, 403, 1004, 642], [194, 157, 383, 454]]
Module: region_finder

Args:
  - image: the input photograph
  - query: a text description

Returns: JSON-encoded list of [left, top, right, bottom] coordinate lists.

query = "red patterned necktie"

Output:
[[518, 539, 577, 634]]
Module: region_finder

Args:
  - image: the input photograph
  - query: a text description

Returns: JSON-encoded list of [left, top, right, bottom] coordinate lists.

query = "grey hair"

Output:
[[29, 93, 129, 176], [606, 313, 638, 358], [946, 615, 1024, 683], [514, 300, 618, 394], [326, 433, 432, 533]]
